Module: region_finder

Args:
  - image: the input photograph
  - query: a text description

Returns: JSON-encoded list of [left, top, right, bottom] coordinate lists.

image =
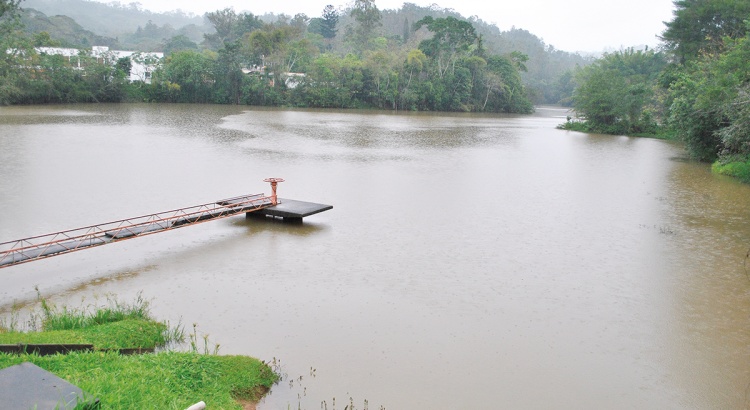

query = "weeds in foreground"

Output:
[[265, 359, 386, 410], [30, 288, 152, 332], [0, 302, 21, 333], [188, 323, 220, 355], [0, 290, 184, 349]]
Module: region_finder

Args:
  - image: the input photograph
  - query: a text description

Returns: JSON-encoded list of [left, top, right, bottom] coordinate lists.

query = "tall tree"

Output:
[[163, 34, 198, 56], [661, 0, 750, 62], [0, 0, 21, 19], [321, 5, 338, 39], [349, 0, 382, 51], [203, 8, 262, 50], [0, 0, 25, 104], [214, 42, 244, 104], [203, 8, 237, 49], [159, 50, 215, 103], [415, 16, 477, 78]]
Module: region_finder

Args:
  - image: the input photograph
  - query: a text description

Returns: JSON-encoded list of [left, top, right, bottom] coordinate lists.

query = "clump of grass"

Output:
[[0, 291, 184, 350], [188, 323, 220, 355], [31, 289, 152, 332]]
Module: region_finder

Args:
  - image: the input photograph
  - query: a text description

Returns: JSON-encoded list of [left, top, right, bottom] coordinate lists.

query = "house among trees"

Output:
[[36, 46, 163, 83]]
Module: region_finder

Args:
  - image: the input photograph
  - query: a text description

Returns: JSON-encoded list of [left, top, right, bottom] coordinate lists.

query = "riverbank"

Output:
[[557, 119, 750, 184], [712, 159, 750, 183], [556, 118, 677, 140], [0, 295, 278, 409]]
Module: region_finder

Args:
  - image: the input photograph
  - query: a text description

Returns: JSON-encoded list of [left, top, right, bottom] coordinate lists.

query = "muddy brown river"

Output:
[[0, 104, 748, 409]]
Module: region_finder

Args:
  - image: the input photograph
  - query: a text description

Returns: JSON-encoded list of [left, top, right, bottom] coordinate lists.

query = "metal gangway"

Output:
[[0, 181, 286, 269]]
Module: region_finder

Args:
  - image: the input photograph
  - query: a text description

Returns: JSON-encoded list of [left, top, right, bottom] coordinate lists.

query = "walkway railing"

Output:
[[0, 193, 273, 268]]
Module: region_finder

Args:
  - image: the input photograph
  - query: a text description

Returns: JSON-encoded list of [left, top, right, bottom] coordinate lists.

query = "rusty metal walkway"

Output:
[[0, 193, 273, 269]]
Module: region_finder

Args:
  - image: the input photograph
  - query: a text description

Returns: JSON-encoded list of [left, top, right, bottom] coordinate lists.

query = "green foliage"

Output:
[[668, 71, 723, 160], [0, 0, 21, 19], [214, 42, 244, 104], [32, 31, 61, 47], [242, 74, 283, 106], [162, 35, 198, 55], [348, 0, 382, 53], [712, 158, 750, 183], [661, 0, 750, 62], [321, 5, 338, 39], [416, 16, 477, 78], [550, 69, 576, 106], [158, 50, 215, 103], [17, 0, 588, 105], [561, 0, 750, 181], [572, 48, 666, 135], [1, 1, 534, 113], [0, 0, 24, 104], [667, 33, 750, 161], [203, 8, 262, 50]]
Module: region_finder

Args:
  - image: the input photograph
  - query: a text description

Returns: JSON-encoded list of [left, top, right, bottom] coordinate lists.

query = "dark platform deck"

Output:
[[248, 198, 333, 221], [0, 362, 99, 409]]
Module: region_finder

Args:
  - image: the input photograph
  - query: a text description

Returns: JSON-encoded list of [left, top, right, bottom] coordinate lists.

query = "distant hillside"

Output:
[[17, 0, 591, 103], [348, 3, 591, 103], [20, 0, 205, 38], [21, 8, 119, 48]]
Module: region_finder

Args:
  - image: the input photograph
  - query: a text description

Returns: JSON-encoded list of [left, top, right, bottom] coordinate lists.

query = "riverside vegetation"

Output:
[[559, 0, 750, 183], [0, 292, 278, 409], [0, 0, 544, 113]]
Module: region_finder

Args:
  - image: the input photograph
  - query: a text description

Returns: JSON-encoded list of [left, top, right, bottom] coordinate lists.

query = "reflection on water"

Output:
[[0, 104, 748, 409]]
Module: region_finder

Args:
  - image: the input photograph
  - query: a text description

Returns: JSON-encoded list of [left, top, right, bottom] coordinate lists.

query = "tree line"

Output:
[[563, 0, 750, 181], [0, 0, 534, 113]]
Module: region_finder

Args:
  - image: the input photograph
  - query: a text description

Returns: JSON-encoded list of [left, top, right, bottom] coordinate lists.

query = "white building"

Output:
[[35, 46, 164, 83]]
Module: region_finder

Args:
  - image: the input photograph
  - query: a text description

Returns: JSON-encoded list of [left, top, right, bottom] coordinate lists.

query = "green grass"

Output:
[[557, 119, 676, 140], [0, 292, 176, 349], [37, 292, 153, 331], [713, 159, 750, 183], [0, 294, 279, 408], [0, 352, 278, 409], [0, 318, 169, 349]]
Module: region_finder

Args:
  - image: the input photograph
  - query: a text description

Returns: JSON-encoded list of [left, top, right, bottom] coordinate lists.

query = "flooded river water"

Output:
[[0, 104, 748, 409]]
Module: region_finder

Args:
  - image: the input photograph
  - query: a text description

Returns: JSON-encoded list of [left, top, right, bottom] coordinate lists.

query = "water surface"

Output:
[[0, 104, 748, 409]]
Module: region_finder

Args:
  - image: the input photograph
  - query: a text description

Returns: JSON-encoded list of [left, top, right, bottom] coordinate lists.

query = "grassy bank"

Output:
[[0, 352, 276, 408], [556, 119, 676, 140], [712, 159, 750, 183], [0, 294, 278, 409]]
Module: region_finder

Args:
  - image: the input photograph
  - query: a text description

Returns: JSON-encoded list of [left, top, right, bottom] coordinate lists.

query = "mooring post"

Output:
[[263, 178, 285, 205]]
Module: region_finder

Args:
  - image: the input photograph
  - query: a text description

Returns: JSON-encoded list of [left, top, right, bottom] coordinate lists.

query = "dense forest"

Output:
[[562, 0, 750, 182], [0, 0, 592, 112]]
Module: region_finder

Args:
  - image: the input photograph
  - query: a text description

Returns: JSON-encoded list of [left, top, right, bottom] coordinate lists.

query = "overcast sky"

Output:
[[103, 0, 677, 52]]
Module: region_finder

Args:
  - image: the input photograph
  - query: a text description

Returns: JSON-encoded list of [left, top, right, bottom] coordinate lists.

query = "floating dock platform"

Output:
[[248, 198, 333, 223]]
